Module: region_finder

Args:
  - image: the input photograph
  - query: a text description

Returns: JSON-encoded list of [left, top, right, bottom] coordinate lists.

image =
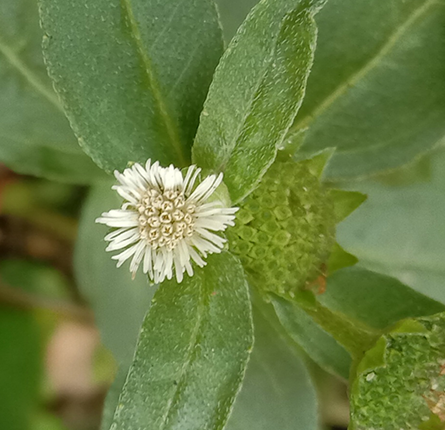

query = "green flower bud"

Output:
[[229, 158, 335, 296]]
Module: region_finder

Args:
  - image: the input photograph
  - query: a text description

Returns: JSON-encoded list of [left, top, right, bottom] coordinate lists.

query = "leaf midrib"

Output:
[[293, 0, 439, 131], [328, 126, 445, 157], [216, 56, 272, 172], [211, 6, 287, 172], [158, 284, 205, 429], [120, 0, 187, 167], [0, 36, 63, 112]]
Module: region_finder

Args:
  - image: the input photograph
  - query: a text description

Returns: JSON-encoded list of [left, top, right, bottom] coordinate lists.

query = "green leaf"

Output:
[[302, 147, 335, 178], [271, 264, 445, 377], [0, 261, 48, 430], [193, 0, 326, 203], [293, 0, 445, 180], [319, 267, 445, 330], [0, 260, 45, 430], [40, 0, 224, 172], [278, 127, 308, 157], [226, 305, 318, 430], [271, 295, 352, 380], [271, 266, 445, 379], [328, 189, 367, 223], [0, 307, 42, 430], [337, 147, 445, 304], [377, 153, 432, 186], [350, 312, 445, 430], [278, 291, 379, 355], [34, 412, 66, 430], [0, 0, 105, 183], [108, 252, 253, 430], [74, 179, 154, 364], [101, 365, 129, 430], [327, 242, 358, 274], [0, 259, 71, 300], [0, 142, 107, 184]]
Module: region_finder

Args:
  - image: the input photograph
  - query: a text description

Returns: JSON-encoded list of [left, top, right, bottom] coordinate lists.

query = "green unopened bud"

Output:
[[229, 158, 335, 296]]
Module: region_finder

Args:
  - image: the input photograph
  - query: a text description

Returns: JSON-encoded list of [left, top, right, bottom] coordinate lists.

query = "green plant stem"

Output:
[[276, 291, 380, 359]]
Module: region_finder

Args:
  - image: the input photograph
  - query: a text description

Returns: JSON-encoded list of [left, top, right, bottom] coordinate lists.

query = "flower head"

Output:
[[96, 160, 237, 284]]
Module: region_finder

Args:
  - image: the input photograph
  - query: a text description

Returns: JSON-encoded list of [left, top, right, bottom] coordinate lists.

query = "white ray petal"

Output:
[[104, 227, 135, 241], [185, 166, 201, 195], [112, 186, 139, 204], [143, 246, 153, 276], [130, 241, 146, 276], [112, 243, 139, 267], [195, 227, 226, 248], [106, 230, 140, 251]]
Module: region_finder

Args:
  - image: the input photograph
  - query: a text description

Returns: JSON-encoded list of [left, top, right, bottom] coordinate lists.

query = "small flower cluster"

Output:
[[96, 160, 237, 284]]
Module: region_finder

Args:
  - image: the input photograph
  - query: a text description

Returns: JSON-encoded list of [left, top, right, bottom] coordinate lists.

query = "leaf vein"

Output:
[[167, 43, 202, 98], [294, 0, 440, 130], [0, 37, 63, 112], [150, 0, 187, 51], [158, 285, 205, 429], [120, 0, 187, 166]]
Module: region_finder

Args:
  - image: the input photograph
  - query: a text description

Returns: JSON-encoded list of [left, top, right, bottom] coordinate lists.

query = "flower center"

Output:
[[136, 188, 196, 250]]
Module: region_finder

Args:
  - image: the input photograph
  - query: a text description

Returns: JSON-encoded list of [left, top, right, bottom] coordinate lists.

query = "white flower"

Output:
[[96, 160, 237, 284]]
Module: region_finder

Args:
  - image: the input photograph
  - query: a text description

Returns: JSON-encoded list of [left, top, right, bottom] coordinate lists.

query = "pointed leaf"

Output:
[[278, 127, 307, 156], [303, 147, 335, 178], [109, 252, 253, 430], [271, 295, 352, 379], [0, 0, 104, 183], [327, 242, 358, 274], [193, 0, 327, 203], [294, 0, 445, 179], [329, 189, 367, 222], [40, 0, 224, 172], [319, 267, 445, 330], [271, 267, 445, 378]]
